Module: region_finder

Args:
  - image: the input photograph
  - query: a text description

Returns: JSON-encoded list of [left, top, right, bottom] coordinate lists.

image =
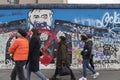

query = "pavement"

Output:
[[0, 69, 120, 80]]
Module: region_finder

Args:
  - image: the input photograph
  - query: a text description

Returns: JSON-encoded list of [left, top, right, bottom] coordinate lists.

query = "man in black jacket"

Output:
[[87, 34, 95, 69], [79, 33, 99, 80]]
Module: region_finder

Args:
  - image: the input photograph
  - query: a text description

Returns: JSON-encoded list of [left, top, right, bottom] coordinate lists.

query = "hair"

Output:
[[81, 34, 88, 41], [58, 36, 67, 49], [59, 36, 66, 42]]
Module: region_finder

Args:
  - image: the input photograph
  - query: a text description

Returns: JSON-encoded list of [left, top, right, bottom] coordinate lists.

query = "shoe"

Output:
[[79, 77, 87, 80], [93, 72, 100, 78]]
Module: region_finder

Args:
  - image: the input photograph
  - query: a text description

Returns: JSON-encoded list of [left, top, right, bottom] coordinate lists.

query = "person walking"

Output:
[[87, 34, 95, 69], [26, 28, 49, 80], [79, 34, 99, 80], [50, 36, 76, 80], [8, 28, 29, 80]]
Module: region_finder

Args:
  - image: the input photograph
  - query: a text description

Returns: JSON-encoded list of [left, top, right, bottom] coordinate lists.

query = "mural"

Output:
[[0, 7, 120, 69]]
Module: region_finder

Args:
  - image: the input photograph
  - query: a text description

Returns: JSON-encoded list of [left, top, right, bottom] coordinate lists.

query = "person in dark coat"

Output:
[[26, 28, 49, 80], [87, 34, 95, 69], [50, 36, 76, 80], [79, 33, 99, 80]]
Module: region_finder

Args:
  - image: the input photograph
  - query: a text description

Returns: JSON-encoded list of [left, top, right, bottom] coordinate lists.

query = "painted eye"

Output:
[[41, 14, 48, 19], [33, 15, 39, 19]]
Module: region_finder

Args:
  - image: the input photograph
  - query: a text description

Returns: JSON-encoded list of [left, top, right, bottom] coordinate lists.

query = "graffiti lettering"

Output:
[[102, 12, 120, 27], [72, 40, 84, 48], [77, 12, 120, 28], [94, 51, 111, 60], [96, 12, 120, 28], [95, 60, 120, 65], [33, 22, 47, 28], [103, 44, 118, 58], [94, 60, 120, 69]]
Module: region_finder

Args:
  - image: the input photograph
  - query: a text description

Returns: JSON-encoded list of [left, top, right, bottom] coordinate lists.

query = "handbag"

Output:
[[58, 65, 71, 76]]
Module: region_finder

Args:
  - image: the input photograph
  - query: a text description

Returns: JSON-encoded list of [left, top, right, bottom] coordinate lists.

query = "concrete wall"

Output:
[[0, 1, 9, 4], [0, 0, 67, 4], [19, 0, 36, 4], [38, 0, 67, 3], [0, 4, 120, 70]]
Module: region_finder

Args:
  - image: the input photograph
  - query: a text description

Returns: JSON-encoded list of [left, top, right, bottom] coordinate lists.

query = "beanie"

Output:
[[18, 29, 27, 37]]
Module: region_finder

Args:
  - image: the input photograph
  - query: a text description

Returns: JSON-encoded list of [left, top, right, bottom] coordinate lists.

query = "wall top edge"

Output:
[[0, 4, 120, 9]]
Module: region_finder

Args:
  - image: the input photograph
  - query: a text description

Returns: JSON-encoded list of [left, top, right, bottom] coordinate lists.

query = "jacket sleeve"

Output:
[[8, 39, 18, 54], [82, 40, 93, 56], [29, 37, 36, 53], [86, 40, 93, 54]]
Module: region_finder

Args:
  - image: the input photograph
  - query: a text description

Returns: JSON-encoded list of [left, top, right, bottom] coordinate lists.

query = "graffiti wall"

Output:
[[0, 5, 120, 69]]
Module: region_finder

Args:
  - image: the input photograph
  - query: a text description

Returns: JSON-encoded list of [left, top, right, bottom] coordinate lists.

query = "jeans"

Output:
[[11, 61, 26, 80], [26, 62, 48, 80], [82, 59, 96, 78], [90, 55, 94, 69]]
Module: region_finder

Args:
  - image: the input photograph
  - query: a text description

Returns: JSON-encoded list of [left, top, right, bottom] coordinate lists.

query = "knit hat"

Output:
[[18, 28, 27, 37]]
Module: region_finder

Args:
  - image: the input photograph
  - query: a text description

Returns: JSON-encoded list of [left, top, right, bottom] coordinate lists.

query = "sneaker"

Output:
[[93, 72, 100, 78], [79, 77, 87, 80]]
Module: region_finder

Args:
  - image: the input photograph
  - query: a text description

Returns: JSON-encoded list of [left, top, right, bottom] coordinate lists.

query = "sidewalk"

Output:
[[0, 69, 120, 80]]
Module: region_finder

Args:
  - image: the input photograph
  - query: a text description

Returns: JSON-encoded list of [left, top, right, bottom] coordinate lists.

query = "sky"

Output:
[[68, 0, 120, 4]]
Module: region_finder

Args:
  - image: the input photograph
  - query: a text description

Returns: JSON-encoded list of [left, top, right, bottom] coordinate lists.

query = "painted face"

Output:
[[28, 9, 53, 30]]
